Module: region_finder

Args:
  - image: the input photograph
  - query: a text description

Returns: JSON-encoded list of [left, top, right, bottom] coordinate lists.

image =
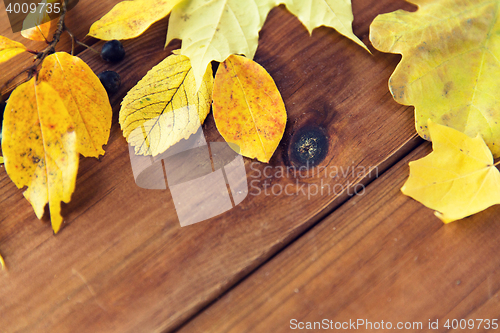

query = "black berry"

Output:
[[98, 71, 121, 95], [101, 40, 125, 63]]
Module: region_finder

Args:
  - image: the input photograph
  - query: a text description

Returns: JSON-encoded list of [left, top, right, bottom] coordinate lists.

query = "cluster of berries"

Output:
[[98, 39, 125, 95]]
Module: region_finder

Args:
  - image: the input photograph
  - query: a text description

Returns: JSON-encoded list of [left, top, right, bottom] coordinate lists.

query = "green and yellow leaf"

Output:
[[283, 0, 368, 51], [370, 0, 500, 157], [166, 0, 278, 89], [120, 53, 213, 156], [37, 52, 112, 158], [0, 36, 26, 64], [88, 0, 183, 40], [402, 120, 500, 223], [2, 79, 79, 234], [213, 54, 287, 163]]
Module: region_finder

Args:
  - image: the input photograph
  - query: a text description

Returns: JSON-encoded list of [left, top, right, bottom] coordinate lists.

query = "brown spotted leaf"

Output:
[[2, 79, 79, 234]]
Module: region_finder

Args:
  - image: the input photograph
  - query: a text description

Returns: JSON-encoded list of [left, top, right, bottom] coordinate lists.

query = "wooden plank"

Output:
[[0, 0, 420, 332], [177, 142, 500, 333]]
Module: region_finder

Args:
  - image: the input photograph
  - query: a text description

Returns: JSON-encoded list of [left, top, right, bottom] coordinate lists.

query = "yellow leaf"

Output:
[[120, 54, 213, 156], [2, 79, 79, 234], [88, 0, 183, 40], [213, 55, 286, 163], [283, 0, 368, 51], [37, 52, 112, 158], [0, 252, 5, 270], [0, 35, 26, 64], [166, 0, 278, 89], [0, 156, 3, 164], [401, 120, 500, 223], [21, 0, 54, 42], [370, 0, 500, 157]]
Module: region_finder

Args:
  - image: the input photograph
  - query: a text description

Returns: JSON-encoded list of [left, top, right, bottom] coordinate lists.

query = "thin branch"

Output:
[[0, 0, 69, 96]]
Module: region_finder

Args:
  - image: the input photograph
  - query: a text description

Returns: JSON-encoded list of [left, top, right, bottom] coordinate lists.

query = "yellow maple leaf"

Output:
[[2, 79, 79, 234], [283, 0, 368, 51], [0, 36, 26, 64], [37, 52, 112, 158], [120, 53, 213, 156], [213, 54, 287, 163], [402, 120, 500, 223], [370, 0, 500, 157], [21, 0, 54, 42], [166, 0, 279, 89], [90, 0, 366, 89], [88, 0, 183, 40]]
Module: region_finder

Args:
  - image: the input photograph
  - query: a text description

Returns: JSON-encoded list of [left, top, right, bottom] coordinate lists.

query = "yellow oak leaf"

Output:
[[21, 0, 54, 42], [120, 53, 213, 156], [0, 36, 26, 64], [166, 0, 278, 89], [88, 0, 183, 40], [37, 52, 112, 158], [402, 120, 500, 223], [2, 79, 79, 234], [213, 55, 286, 163], [283, 0, 368, 51], [370, 0, 500, 157]]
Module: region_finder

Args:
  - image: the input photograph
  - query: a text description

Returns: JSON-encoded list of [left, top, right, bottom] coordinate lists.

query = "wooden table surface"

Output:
[[1, 1, 500, 332]]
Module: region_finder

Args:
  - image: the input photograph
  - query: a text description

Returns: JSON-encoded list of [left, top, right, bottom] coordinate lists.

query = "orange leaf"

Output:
[[37, 52, 112, 157], [213, 55, 287, 163]]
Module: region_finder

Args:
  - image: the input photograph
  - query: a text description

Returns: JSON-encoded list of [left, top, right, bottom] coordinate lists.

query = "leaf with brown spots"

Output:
[[213, 55, 287, 163], [370, 0, 500, 157], [37, 52, 112, 158], [2, 79, 79, 234]]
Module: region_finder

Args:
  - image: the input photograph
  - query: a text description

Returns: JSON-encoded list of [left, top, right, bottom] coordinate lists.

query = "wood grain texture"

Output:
[[1, 0, 421, 332], [177, 143, 500, 333]]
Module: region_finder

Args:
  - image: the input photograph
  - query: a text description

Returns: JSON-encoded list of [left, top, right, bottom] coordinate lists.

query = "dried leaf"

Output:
[[402, 120, 500, 223], [283, 0, 368, 51], [0, 36, 26, 64], [213, 55, 286, 163], [21, 0, 54, 42], [88, 0, 183, 40], [166, 0, 278, 89], [2, 79, 79, 234], [370, 0, 500, 157], [37, 52, 112, 158], [120, 54, 213, 156]]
